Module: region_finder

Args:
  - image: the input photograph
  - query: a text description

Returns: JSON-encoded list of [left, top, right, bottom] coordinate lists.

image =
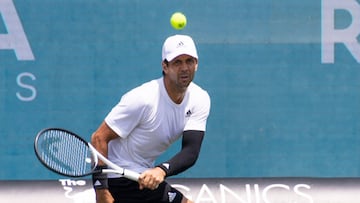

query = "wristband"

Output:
[[92, 166, 108, 189], [156, 163, 170, 177]]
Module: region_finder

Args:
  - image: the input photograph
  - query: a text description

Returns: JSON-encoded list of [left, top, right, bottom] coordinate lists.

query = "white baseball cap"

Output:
[[162, 35, 198, 62]]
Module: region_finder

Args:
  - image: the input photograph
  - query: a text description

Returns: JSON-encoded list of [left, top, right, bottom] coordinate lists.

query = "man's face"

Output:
[[163, 54, 198, 90]]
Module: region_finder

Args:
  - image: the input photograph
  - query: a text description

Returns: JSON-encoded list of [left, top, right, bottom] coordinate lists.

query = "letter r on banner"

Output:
[[0, 0, 34, 60], [322, 0, 360, 63]]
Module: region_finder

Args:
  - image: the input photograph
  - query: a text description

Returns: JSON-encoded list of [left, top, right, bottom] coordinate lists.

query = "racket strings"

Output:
[[38, 130, 92, 176]]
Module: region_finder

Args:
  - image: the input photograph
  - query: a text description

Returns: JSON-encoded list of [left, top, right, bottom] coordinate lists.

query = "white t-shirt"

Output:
[[105, 77, 210, 176]]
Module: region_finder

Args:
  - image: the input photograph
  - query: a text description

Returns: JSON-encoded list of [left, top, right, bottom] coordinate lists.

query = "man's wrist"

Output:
[[156, 164, 169, 177], [155, 166, 167, 177]]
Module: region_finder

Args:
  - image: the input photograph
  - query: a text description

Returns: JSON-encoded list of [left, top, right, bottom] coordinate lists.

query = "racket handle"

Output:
[[124, 169, 140, 181]]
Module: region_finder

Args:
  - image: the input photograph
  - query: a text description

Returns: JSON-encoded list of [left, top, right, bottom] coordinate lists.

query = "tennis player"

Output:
[[91, 34, 211, 203]]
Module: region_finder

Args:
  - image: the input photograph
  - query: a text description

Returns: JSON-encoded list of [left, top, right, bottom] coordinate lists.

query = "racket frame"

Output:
[[34, 128, 139, 181]]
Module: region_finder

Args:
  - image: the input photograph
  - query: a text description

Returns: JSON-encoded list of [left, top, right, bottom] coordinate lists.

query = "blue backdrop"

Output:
[[1, 0, 360, 180]]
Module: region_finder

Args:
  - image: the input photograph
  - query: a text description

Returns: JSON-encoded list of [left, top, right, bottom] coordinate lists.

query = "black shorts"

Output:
[[108, 178, 184, 203]]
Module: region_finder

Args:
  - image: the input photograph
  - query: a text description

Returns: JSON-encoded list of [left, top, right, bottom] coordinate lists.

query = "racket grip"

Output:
[[124, 169, 140, 181]]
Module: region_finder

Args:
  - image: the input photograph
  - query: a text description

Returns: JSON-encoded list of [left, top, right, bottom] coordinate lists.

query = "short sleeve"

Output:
[[184, 90, 211, 131], [105, 90, 146, 138]]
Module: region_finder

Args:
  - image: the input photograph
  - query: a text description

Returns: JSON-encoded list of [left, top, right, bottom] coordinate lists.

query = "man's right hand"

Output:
[[95, 189, 114, 203]]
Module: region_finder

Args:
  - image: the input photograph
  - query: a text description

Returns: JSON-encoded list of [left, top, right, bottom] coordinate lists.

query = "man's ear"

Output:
[[162, 61, 168, 73]]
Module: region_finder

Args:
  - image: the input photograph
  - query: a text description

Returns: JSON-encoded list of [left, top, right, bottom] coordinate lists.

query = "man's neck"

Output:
[[163, 77, 186, 104]]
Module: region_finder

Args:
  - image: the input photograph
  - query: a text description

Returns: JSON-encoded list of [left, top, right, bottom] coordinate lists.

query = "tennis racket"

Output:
[[34, 128, 139, 181]]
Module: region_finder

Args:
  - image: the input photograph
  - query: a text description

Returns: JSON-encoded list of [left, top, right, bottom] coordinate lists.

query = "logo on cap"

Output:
[[177, 41, 185, 48]]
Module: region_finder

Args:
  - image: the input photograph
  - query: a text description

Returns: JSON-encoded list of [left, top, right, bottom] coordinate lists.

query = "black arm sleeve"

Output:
[[157, 130, 205, 177]]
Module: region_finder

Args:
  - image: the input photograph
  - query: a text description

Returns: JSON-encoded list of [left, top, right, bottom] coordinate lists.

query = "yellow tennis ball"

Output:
[[170, 12, 187, 30]]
